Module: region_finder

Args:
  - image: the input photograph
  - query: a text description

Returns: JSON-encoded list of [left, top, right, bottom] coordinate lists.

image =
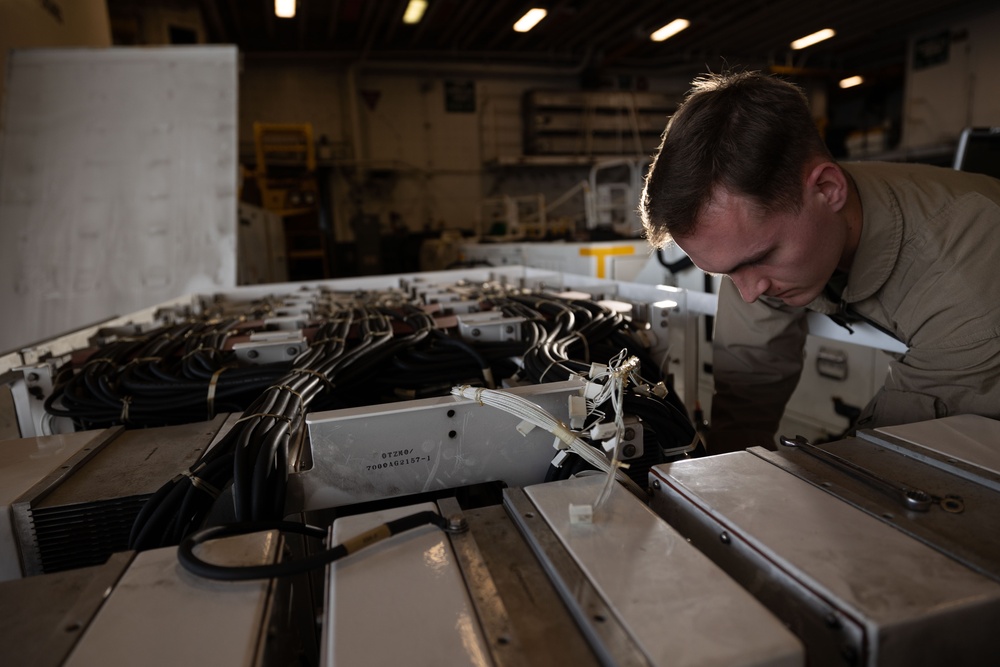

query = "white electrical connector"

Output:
[[584, 381, 604, 400], [550, 449, 570, 467], [589, 421, 617, 441], [589, 362, 608, 379], [568, 394, 587, 429], [569, 503, 593, 524], [516, 419, 536, 436], [450, 384, 646, 500]]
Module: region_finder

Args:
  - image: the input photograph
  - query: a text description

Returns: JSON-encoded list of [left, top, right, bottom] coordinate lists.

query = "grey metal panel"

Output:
[[870, 414, 1000, 482], [62, 533, 279, 667], [650, 452, 1000, 667], [0, 46, 238, 354], [0, 551, 133, 667], [757, 435, 1000, 584], [519, 476, 803, 667], [12, 417, 229, 574], [290, 380, 585, 512]]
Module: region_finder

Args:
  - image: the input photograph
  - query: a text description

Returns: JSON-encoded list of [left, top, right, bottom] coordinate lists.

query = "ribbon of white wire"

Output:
[[451, 384, 646, 501]]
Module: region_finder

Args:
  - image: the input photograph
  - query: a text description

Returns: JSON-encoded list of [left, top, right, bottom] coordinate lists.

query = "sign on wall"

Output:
[[444, 80, 476, 113]]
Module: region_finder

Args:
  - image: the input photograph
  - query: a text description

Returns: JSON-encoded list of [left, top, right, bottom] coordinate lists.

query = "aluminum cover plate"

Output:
[[650, 452, 1000, 667]]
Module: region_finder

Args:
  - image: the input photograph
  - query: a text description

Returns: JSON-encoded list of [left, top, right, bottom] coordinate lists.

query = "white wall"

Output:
[[902, 6, 1000, 149], [0, 47, 238, 353]]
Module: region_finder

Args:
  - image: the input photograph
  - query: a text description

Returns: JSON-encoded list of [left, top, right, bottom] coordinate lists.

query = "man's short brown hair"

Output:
[[640, 71, 833, 248]]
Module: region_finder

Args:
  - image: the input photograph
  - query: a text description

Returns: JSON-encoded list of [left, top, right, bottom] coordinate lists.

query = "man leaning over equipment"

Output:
[[640, 70, 1000, 455]]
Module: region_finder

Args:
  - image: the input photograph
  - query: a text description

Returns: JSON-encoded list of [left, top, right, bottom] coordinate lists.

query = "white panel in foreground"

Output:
[[324, 502, 490, 666]]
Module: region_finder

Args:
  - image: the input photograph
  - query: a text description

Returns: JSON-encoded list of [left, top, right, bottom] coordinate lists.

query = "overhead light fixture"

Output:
[[790, 28, 835, 50], [839, 75, 864, 89], [275, 0, 295, 19], [514, 8, 547, 33], [403, 0, 428, 25], [650, 19, 690, 42]]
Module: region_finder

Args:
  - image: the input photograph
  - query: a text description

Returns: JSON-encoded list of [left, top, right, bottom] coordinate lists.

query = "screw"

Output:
[[651, 479, 661, 490], [27, 372, 39, 382], [447, 515, 468, 532], [622, 444, 637, 458], [247, 350, 259, 359], [286, 347, 298, 356], [720, 531, 731, 544], [504, 325, 514, 334], [624, 427, 636, 440], [472, 328, 481, 337]]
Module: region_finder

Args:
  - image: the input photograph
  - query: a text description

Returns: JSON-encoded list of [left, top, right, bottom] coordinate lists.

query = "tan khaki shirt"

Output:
[[710, 161, 1000, 453]]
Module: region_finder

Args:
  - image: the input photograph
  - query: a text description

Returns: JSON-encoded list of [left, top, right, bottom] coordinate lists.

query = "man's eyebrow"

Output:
[[718, 248, 771, 276]]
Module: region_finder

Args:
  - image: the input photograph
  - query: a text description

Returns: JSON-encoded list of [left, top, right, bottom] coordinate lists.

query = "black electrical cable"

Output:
[[177, 511, 452, 581]]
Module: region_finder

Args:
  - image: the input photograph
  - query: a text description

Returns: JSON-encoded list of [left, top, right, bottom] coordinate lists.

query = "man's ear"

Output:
[[806, 162, 848, 212]]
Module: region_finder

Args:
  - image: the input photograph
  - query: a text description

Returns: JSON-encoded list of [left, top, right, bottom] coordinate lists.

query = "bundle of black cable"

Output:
[[44, 319, 291, 429]]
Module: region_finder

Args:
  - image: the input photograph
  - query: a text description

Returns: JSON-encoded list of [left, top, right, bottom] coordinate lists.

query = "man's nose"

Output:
[[730, 271, 768, 303]]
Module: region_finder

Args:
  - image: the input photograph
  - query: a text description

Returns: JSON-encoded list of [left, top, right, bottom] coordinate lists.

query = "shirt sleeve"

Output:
[[709, 278, 809, 454]]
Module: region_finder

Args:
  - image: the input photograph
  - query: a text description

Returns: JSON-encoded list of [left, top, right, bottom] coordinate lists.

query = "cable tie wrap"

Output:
[[207, 365, 234, 420], [180, 468, 221, 499], [234, 412, 292, 424], [267, 384, 306, 421], [120, 396, 132, 423], [289, 367, 334, 392]]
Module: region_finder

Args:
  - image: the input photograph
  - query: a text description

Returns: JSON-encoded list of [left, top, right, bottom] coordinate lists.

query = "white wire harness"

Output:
[[451, 373, 648, 506]]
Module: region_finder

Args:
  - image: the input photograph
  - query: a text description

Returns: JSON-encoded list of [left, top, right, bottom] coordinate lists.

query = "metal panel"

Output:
[[516, 476, 803, 667], [757, 432, 1000, 584], [0, 428, 104, 580], [650, 453, 1000, 666], [0, 46, 238, 354], [12, 417, 229, 574], [0, 551, 133, 667], [62, 533, 279, 667], [290, 380, 586, 512], [323, 502, 491, 667], [871, 414, 1000, 480]]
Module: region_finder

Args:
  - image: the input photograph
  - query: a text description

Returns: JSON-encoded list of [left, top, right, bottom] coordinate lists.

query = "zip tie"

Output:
[[84, 357, 116, 369], [234, 412, 292, 424], [267, 384, 306, 421], [311, 336, 346, 346], [180, 469, 221, 499], [120, 396, 132, 423], [183, 346, 216, 360], [289, 367, 334, 391], [207, 365, 234, 420], [120, 356, 162, 369]]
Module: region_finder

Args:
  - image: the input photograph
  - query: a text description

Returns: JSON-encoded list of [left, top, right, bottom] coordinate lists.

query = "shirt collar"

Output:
[[838, 162, 904, 302]]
